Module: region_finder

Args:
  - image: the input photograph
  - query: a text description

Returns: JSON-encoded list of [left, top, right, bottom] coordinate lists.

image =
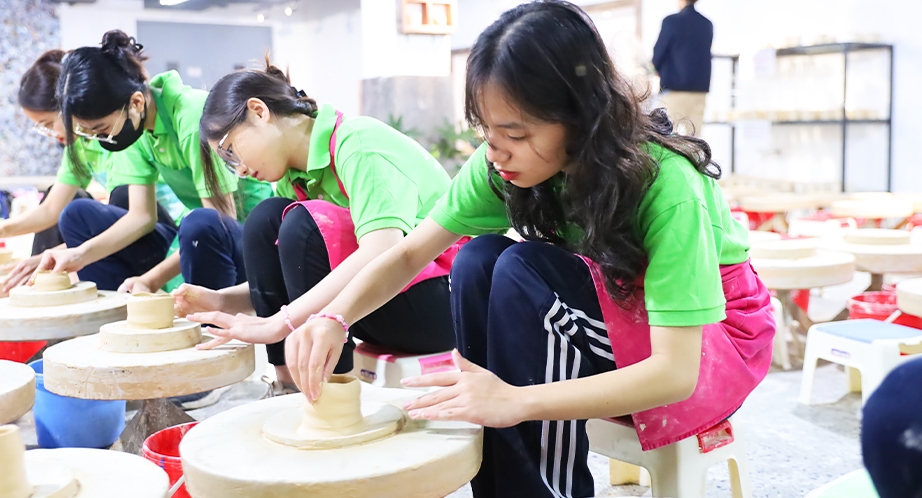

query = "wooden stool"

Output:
[[587, 415, 752, 498]]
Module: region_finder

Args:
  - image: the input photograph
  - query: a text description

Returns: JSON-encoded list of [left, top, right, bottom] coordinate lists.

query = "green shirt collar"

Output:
[[305, 103, 339, 174]]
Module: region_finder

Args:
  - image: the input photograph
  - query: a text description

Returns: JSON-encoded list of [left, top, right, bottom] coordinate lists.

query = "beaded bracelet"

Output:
[[281, 305, 296, 333], [307, 313, 350, 343]]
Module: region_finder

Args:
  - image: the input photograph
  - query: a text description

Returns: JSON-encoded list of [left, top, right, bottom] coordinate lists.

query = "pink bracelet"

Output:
[[307, 313, 350, 343], [281, 305, 296, 333]]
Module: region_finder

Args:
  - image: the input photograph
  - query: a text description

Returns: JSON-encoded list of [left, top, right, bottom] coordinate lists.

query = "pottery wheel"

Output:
[[747, 231, 782, 244], [738, 193, 825, 213], [0, 360, 35, 424], [99, 318, 202, 353], [262, 400, 405, 449], [822, 237, 922, 275], [751, 251, 855, 290], [0, 291, 128, 342], [181, 385, 483, 498], [41, 334, 254, 400], [843, 229, 912, 246], [897, 278, 922, 317], [25, 448, 169, 498], [830, 199, 914, 220], [9, 281, 98, 308]]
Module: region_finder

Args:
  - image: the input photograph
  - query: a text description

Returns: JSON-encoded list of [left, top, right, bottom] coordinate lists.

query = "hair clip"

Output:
[[290, 86, 307, 98]]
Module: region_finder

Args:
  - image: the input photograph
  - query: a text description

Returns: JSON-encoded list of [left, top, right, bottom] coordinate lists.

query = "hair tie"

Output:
[[291, 86, 307, 98], [128, 37, 144, 52]]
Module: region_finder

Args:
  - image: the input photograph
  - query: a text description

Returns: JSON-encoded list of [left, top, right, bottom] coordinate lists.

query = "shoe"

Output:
[[260, 376, 300, 399], [168, 386, 231, 410]]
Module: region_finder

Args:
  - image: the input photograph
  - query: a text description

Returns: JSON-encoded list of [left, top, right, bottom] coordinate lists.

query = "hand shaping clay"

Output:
[[262, 375, 404, 449], [127, 293, 176, 329], [32, 271, 73, 292], [181, 382, 482, 498], [9, 280, 98, 308]]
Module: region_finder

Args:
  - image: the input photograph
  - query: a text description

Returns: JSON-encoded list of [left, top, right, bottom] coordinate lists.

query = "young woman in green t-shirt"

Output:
[[173, 61, 458, 392], [51, 31, 272, 305], [285, 2, 775, 497], [3, 49, 179, 294]]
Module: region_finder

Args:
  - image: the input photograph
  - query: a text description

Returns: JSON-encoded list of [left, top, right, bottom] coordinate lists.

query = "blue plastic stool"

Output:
[[29, 359, 126, 448]]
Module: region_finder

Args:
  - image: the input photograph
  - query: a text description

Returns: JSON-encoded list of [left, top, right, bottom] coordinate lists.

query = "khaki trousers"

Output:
[[660, 91, 707, 137]]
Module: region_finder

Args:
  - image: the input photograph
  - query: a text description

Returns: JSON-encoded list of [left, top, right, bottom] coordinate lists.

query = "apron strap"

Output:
[[289, 111, 346, 202], [328, 111, 347, 199]]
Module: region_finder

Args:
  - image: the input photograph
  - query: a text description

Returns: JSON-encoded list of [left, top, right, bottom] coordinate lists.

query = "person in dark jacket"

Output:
[[652, 0, 713, 136]]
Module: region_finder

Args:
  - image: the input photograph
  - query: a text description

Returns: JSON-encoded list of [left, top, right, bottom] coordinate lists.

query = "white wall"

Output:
[[644, 0, 921, 192], [360, 0, 451, 78], [56, 0, 363, 115]]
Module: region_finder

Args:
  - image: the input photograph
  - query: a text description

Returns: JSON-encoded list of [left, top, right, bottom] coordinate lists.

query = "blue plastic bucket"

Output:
[[29, 359, 126, 448]]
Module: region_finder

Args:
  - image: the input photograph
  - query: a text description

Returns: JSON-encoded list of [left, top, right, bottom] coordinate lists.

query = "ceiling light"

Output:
[[159, 0, 189, 5], [284, 6, 293, 16], [257, 13, 265, 22], [601, 10, 612, 18]]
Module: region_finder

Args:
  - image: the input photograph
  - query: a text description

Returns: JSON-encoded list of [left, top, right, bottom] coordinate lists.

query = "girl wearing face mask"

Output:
[[49, 30, 273, 296], [2, 49, 183, 294], [174, 61, 458, 393], [287, 2, 775, 496]]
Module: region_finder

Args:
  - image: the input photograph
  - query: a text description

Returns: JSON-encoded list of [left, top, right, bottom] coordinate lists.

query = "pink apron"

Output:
[[281, 111, 467, 291], [581, 257, 775, 451]]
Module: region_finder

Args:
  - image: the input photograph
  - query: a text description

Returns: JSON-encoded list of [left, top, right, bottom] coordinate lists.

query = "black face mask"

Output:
[[100, 105, 146, 152]]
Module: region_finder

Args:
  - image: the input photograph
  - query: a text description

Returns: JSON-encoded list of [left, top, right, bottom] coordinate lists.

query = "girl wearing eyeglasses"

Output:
[[49, 30, 273, 297], [172, 61, 458, 394], [2, 49, 183, 295]]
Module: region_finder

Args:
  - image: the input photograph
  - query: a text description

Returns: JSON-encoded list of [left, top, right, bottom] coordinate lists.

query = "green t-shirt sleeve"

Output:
[[642, 199, 726, 327], [105, 139, 160, 187], [55, 146, 93, 189], [335, 146, 419, 240], [428, 144, 511, 236]]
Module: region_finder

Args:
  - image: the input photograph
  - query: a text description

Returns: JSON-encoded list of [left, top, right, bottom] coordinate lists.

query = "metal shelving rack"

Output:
[[707, 43, 894, 191]]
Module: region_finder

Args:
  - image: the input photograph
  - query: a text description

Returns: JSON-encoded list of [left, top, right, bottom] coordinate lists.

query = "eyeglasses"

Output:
[[31, 123, 59, 140], [217, 131, 243, 174], [72, 107, 126, 145]]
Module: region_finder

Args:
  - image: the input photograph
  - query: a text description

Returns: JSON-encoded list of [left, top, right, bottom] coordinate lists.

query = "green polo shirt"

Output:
[[107, 71, 273, 221], [275, 104, 451, 239], [428, 142, 751, 327], [57, 138, 187, 221]]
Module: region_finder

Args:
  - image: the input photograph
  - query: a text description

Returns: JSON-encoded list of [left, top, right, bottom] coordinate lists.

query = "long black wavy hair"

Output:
[[57, 30, 149, 179], [199, 58, 319, 215], [468, 0, 719, 302]]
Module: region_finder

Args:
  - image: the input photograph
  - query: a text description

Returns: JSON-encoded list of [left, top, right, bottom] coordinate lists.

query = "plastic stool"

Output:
[[799, 319, 922, 406], [352, 342, 455, 388], [770, 296, 793, 370], [587, 415, 752, 498], [805, 469, 879, 498]]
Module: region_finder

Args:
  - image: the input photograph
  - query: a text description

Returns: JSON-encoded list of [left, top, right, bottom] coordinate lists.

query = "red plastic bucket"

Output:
[[142, 422, 198, 498], [0, 341, 46, 363], [848, 291, 922, 329]]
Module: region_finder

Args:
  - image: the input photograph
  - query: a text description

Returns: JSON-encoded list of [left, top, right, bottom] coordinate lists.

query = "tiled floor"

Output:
[[11, 272, 888, 497]]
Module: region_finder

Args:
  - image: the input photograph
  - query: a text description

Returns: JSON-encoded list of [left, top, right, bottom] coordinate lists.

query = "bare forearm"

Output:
[[142, 251, 182, 291], [287, 239, 401, 326], [518, 353, 699, 422], [217, 282, 255, 315], [321, 220, 461, 325], [80, 213, 156, 264], [0, 204, 60, 237]]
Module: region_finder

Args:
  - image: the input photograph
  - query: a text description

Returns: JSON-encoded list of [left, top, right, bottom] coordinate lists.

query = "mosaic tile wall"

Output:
[[0, 0, 61, 177]]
